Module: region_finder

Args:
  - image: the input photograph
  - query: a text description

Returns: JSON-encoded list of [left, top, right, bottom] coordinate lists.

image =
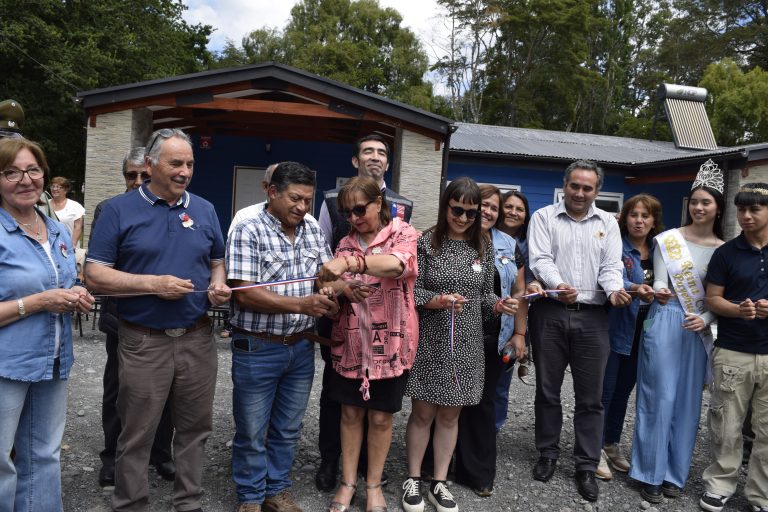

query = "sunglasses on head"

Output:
[[448, 205, 479, 220], [124, 171, 151, 181], [339, 199, 375, 219]]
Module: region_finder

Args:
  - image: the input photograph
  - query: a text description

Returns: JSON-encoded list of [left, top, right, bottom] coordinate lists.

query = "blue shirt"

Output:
[[227, 207, 332, 335], [706, 233, 768, 354], [0, 207, 77, 381], [86, 183, 225, 329], [491, 228, 519, 352], [607, 236, 652, 355]]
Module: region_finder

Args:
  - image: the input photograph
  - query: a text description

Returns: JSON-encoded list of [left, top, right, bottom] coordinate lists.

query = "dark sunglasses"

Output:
[[448, 205, 479, 220], [124, 171, 151, 181], [339, 199, 375, 219]]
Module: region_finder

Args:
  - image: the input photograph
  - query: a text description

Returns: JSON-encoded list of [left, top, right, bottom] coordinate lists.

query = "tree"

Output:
[[0, 0, 212, 187]]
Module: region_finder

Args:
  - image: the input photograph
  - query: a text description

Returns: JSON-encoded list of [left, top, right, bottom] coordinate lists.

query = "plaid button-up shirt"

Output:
[[226, 207, 332, 335]]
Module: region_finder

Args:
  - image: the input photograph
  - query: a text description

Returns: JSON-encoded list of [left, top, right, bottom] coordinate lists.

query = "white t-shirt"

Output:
[[54, 198, 86, 245]]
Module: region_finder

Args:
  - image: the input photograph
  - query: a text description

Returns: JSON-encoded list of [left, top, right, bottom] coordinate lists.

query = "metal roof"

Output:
[[449, 122, 755, 167]]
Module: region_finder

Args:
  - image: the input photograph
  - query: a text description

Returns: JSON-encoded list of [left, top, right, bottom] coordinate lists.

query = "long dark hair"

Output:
[[684, 185, 725, 240], [501, 190, 530, 241], [431, 177, 484, 257]]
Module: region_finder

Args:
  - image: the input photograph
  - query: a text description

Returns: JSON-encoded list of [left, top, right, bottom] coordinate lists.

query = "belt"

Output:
[[545, 298, 604, 311], [232, 326, 312, 348], [120, 315, 211, 338]]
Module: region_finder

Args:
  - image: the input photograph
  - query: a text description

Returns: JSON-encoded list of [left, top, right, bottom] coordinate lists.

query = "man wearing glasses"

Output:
[[88, 147, 175, 489], [526, 160, 630, 502], [86, 129, 231, 512], [315, 134, 413, 491]]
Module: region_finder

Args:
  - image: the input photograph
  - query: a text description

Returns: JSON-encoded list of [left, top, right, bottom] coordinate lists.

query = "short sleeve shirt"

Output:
[[706, 233, 768, 354], [86, 184, 225, 328]]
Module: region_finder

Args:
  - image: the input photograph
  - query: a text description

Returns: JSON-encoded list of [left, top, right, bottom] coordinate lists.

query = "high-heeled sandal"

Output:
[[328, 480, 357, 512], [365, 481, 388, 512]]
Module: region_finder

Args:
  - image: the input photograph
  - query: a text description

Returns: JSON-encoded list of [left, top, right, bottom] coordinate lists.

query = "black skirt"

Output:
[[326, 369, 409, 413]]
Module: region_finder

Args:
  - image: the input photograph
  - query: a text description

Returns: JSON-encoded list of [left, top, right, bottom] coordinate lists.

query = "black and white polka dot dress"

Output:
[[405, 231, 498, 406]]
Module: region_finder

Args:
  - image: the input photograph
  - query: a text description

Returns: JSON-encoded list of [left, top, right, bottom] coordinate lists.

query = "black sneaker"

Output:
[[428, 480, 458, 512], [401, 477, 424, 512], [661, 480, 682, 498], [700, 491, 730, 512]]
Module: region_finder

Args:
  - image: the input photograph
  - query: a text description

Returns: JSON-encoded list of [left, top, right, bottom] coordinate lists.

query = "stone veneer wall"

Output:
[[397, 129, 444, 231], [724, 162, 768, 241], [82, 109, 152, 247]]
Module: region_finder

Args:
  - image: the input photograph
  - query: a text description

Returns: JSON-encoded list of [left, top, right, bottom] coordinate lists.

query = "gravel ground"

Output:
[[58, 323, 751, 512]]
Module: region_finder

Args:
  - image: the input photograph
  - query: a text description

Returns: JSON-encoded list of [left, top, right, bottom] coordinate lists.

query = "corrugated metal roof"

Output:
[[450, 122, 745, 165]]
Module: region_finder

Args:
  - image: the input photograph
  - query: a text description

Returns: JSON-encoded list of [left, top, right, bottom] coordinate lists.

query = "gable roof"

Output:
[[450, 122, 762, 168]]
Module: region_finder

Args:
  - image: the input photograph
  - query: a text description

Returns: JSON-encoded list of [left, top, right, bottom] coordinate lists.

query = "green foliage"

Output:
[[0, 0, 212, 188]]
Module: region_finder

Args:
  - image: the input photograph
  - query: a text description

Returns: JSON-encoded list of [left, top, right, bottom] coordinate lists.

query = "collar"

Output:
[[734, 232, 768, 252], [554, 200, 596, 221], [622, 236, 649, 254], [0, 206, 61, 237], [261, 206, 305, 237], [138, 182, 189, 208]]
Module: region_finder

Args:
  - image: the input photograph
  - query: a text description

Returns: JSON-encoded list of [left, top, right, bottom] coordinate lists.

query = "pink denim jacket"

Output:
[[330, 218, 419, 399]]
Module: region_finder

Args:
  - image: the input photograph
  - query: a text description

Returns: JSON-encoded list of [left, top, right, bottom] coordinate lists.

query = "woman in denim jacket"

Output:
[[453, 184, 528, 497], [598, 194, 662, 481], [0, 138, 93, 511]]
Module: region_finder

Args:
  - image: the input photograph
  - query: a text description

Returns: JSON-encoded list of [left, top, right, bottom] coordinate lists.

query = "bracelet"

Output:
[[514, 331, 526, 337], [17, 298, 26, 317], [360, 255, 368, 274], [345, 256, 355, 273]]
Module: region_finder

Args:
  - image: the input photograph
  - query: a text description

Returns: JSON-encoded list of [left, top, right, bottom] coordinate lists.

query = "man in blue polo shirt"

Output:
[[227, 161, 338, 512], [699, 182, 768, 512], [85, 128, 231, 512]]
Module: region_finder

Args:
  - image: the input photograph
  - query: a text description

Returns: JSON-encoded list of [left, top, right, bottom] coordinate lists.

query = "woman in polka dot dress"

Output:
[[401, 177, 520, 512]]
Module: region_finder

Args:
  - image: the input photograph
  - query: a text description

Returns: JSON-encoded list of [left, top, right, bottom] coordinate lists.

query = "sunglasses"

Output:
[[339, 199, 375, 219], [124, 171, 151, 181], [448, 205, 479, 220]]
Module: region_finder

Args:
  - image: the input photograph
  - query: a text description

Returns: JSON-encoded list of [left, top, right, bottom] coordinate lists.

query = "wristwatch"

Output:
[[17, 298, 26, 317]]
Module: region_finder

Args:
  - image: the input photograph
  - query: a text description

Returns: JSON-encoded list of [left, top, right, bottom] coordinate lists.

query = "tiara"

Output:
[[692, 159, 724, 193], [738, 186, 768, 196]]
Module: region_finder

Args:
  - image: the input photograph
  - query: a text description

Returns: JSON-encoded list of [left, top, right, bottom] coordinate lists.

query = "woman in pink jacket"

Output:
[[317, 176, 419, 512]]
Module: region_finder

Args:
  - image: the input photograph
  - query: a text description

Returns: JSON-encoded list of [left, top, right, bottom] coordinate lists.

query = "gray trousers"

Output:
[[112, 322, 217, 512], [529, 299, 610, 471]]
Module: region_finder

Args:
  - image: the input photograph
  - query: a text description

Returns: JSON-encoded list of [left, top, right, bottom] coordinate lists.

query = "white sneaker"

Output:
[[595, 450, 613, 481], [401, 478, 424, 512]]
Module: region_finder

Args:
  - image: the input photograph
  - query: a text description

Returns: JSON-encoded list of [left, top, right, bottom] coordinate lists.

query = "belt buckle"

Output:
[[565, 303, 580, 311], [279, 334, 291, 345], [164, 328, 187, 337]]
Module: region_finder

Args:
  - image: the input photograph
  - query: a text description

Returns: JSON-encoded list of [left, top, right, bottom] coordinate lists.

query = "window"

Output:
[[554, 189, 624, 215]]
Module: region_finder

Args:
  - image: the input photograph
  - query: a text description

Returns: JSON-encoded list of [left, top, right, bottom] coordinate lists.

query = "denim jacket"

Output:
[[607, 236, 651, 355], [0, 207, 76, 381], [492, 228, 518, 353]]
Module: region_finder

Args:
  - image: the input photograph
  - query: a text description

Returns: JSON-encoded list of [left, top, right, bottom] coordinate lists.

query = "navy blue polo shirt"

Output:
[[706, 233, 768, 354], [87, 183, 225, 329]]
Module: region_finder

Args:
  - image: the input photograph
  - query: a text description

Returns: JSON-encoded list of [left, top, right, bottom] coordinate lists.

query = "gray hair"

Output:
[[122, 146, 146, 174], [145, 129, 192, 165], [564, 159, 604, 191]]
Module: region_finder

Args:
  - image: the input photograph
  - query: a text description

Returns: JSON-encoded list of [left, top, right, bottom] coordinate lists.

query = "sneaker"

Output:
[[401, 478, 424, 512], [602, 443, 630, 472], [237, 504, 262, 512], [595, 451, 613, 481], [428, 481, 458, 512], [263, 490, 301, 512], [700, 491, 730, 512], [661, 480, 682, 498]]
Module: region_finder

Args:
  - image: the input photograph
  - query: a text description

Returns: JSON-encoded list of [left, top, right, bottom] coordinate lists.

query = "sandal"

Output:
[[328, 480, 357, 512], [366, 481, 388, 512]]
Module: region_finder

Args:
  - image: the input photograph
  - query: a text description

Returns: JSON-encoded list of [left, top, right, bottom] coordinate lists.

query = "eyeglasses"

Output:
[[448, 205, 479, 220], [124, 171, 150, 181], [339, 200, 375, 219], [1, 166, 45, 182]]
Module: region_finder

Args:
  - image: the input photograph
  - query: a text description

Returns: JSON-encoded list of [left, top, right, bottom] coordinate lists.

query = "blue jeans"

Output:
[[0, 367, 68, 512], [231, 336, 314, 504], [601, 349, 638, 445], [494, 367, 514, 431]]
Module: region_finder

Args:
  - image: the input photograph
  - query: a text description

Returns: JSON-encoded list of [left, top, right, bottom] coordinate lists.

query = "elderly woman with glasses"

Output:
[[0, 138, 94, 511], [401, 177, 519, 512], [317, 176, 418, 512]]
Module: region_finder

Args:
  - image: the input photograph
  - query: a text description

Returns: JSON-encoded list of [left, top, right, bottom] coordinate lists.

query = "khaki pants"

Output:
[[111, 322, 217, 512], [702, 347, 768, 507]]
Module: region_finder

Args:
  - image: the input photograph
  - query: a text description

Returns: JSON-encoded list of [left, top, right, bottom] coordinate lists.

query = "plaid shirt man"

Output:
[[227, 207, 332, 334]]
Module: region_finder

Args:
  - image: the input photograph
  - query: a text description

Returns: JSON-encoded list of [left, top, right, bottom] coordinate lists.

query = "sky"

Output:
[[181, 0, 446, 62]]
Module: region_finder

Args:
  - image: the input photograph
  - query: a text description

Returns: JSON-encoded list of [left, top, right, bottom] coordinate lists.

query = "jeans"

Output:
[[0, 365, 67, 512], [231, 336, 315, 504]]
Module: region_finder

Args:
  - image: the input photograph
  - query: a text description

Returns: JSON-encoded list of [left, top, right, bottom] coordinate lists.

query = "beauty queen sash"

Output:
[[655, 228, 714, 385]]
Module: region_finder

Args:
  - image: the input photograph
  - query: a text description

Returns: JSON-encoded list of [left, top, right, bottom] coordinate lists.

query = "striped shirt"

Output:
[[226, 208, 332, 335], [528, 201, 623, 304]]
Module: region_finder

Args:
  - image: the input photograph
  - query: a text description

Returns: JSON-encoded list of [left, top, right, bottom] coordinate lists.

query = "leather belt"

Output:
[[545, 298, 604, 311], [232, 327, 312, 348], [120, 315, 211, 338]]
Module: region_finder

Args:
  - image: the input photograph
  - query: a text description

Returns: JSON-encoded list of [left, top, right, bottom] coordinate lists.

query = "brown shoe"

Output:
[[237, 504, 262, 512], [603, 443, 630, 472], [263, 490, 302, 512]]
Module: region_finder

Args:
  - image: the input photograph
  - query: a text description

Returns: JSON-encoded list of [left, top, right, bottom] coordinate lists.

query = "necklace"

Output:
[[13, 212, 42, 241]]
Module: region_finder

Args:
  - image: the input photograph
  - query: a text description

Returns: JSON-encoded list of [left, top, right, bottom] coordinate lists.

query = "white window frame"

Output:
[[554, 188, 624, 214]]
